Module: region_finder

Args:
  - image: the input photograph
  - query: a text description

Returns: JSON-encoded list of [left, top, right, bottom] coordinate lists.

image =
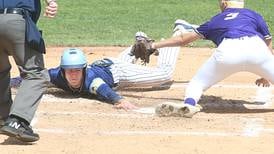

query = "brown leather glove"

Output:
[[129, 35, 158, 65]]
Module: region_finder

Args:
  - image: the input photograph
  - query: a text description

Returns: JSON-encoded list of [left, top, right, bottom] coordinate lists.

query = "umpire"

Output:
[[0, 0, 58, 142]]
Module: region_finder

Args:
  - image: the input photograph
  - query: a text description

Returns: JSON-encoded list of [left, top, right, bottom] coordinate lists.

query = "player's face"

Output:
[[64, 68, 84, 88]]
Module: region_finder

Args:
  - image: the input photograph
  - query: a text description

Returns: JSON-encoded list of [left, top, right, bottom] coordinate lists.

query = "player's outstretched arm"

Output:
[[114, 98, 138, 110], [90, 78, 138, 110], [151, 32, 201, 49]]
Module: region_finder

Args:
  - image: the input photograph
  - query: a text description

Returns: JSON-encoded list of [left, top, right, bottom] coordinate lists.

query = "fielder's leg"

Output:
[[155, 52, 238, 118], [182, 37, 263, 118], [244, 36, 274, 84]]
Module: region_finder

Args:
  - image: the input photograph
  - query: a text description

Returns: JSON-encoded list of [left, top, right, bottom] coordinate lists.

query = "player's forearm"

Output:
[[96, 84, 123, 104], [152, 32, 200, 49], [152, 36, 184, 49]]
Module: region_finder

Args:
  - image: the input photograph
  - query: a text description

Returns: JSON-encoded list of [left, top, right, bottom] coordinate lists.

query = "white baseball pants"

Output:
[[109, 46, 180, 88], [184, 36, 274, 104]]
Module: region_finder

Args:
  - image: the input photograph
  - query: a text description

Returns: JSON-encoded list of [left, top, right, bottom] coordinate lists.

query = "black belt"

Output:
[[0, 8, 25, 16]]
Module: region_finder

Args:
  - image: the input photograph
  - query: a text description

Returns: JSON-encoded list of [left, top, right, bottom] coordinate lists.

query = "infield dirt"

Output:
[[1, 47, 274, 154]]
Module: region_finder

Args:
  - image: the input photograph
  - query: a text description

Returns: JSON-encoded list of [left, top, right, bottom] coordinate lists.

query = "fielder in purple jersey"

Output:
[[153, 0, 273, 118]]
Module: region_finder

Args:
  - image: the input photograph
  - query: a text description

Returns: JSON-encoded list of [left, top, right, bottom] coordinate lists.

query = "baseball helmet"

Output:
[[60, 48, 87, 69]]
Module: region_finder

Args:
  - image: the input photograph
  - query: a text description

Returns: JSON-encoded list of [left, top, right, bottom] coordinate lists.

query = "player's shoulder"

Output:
[[214, 8, 262, 19], [86, 64, 98, 72], [85, 66, 97, 77], [48, 66, 61, 75], [240, 8, 262, 16], [48, 66, 63, 80]]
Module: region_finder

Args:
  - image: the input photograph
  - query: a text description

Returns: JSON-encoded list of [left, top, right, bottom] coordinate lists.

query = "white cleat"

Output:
[[135, 31, 149, 41], [155, 102, 202, 118], [173, 19, 199, 36]]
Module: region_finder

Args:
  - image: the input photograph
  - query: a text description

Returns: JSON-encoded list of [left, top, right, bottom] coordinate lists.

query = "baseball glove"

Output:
[[129, 34, 158, 65]]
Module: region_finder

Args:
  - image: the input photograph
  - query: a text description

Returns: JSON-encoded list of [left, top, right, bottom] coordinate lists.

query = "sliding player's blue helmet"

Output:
[[60, 48, 87, 69]]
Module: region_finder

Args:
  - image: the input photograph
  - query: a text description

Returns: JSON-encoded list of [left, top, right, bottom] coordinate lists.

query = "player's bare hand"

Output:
[[114, 99, 138, 110], [255, 78, 270, 87], [44, 1, 58, 18]]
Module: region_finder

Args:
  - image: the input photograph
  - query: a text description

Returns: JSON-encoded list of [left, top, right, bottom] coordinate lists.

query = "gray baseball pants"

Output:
[[0, 14, 49, 123]]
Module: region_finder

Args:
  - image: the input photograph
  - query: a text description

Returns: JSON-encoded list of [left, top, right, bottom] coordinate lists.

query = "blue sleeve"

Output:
[[196, 21, 210, 38], [48, 67, 60, 84], [96, 84, 123, 104], [89, 77, 122, 104]]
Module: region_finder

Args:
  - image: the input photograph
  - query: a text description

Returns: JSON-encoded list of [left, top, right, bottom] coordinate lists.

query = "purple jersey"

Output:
[[196, 8, 272, 46]]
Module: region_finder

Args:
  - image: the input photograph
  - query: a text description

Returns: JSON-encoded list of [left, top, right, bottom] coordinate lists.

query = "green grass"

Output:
[[38, 0, 274, 47]]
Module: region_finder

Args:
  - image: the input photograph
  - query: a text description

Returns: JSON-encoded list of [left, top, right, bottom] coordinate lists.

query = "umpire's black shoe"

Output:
[[0, 117, 39, 142]]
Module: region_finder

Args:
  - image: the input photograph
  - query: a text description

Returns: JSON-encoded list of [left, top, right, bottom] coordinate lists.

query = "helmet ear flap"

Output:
[[60, 48, 87, 69]]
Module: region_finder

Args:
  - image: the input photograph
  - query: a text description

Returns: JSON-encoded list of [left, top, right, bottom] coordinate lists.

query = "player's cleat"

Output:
[[135, 31, 149, 41], [155, 102, 201, 118], [173, 19, 199, 36], [0, 117, 39, 142]]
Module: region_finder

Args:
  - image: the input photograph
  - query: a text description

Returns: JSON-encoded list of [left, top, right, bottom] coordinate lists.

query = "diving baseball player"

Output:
[[11, 28, 192, 110]]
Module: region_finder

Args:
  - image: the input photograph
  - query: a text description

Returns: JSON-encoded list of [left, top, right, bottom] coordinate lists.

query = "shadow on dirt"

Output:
[[45, 87, 96, 99], [199, 95, 274, 114], [32, 83, 274, 114], [116, 80, 187, 92], [122, 93, 274, 114], [0, 137, 34, 145]]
